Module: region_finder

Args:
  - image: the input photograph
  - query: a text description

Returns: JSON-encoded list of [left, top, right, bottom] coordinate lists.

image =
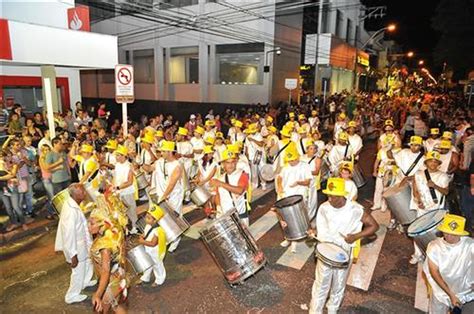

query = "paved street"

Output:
[[1, 140, 424, 313]]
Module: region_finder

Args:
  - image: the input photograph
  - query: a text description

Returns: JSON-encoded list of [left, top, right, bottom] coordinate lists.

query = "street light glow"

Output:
[[387, 24, 396, 31], [407, 51, 414, 57], [418, 60, 424, 65]]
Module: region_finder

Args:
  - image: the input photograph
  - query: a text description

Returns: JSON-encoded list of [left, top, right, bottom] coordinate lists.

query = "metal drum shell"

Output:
[[407, 210, 446, 255], [135, 171, 149, 190], [383, 182, 416, 225], [383, 169, 396, 188], [52, 188, 93, 216], [315, 242, 350, 268], [260, 164, 275, 182], [156, 200, 190, 244], [199, 209, 266, 285], [274, 195, 310, 241], [126, 244, 154, 274], [190, 186, 212, 207], [352, 164, 367, 188], [320, 161, 330, 181]]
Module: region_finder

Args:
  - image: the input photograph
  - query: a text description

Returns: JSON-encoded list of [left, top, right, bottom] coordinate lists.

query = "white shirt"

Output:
[[217, 169, 248, 216], [344, 179, 358, 201], [54, 198, 92, 262], [113, 160, 135, 196], [393, 148, 425, 180], [105, 151, 116, 166], [176, 141, 194, 170], [190, 137, 205, 161], [278, 161, 312, 199], [316, 200, 364, 252], [424, 138, 441, 152], [348, 134, 363, 156], [153, 158, 184, 212], [328, 144, 354, 173], [423, 237, 474, 306], [410, 169, 450, 212]]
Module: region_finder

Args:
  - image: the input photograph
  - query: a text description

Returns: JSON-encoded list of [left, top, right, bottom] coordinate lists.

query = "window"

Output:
[[346, 19, 353, 43], [134, 49, 155, 84], [169, 46, 199, 84], [158, 0, 198, 9], [215, 43, 264, 85], [335, 9, 343, 38]]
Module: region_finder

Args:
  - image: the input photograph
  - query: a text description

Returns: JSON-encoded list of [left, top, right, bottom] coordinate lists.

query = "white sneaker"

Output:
[[168, 239, 180, 252], [65, 294, 88, 304], [84, 279, 97, 288], [290, 241, 297, 253], [409, 255, 421, 265], [129, 227, 138, 235], [387, 219, 397, 230], [280, 239, 290, 247]]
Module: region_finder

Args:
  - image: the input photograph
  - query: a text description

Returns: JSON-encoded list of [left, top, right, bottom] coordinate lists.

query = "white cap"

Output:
[[190, 114, 196, 119]]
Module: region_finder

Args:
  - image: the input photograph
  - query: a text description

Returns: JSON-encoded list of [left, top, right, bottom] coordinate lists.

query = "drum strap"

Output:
[[403, 152, 423, 177], [300, 139, 306, 155], [424, 170, 439, 203], [143, 223, 159, 239], [308, 155, 317, 164], [273, 142, 291, 162], [225, 173, 248, 212], [343, 144, 350, 159]]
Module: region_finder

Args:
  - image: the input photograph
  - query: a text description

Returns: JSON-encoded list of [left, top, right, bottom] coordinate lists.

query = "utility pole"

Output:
[[313, 0, 323, 97]]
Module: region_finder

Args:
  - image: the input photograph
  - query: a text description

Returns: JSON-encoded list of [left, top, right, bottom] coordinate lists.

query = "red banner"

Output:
[[67, 5, 90, 32]]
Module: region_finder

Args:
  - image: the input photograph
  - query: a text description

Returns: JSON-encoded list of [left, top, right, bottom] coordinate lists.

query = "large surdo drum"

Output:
[[407, 209, 446, 255], [383, 181, 416, 225], [274, 195, 310, 241]]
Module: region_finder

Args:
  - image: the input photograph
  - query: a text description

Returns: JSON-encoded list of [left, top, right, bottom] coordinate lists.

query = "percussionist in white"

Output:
[[54, 183, 96, 304], [423, 214, 473, 314], [309, 177, 378, 314]]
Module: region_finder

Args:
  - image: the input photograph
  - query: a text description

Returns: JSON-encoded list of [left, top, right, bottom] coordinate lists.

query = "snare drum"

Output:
[[259, 164, 275, 182], [408, 209, 446, 255], [352, 164, 367, 188], [315, 242, 350, 268], [135, 171, 149, 190]]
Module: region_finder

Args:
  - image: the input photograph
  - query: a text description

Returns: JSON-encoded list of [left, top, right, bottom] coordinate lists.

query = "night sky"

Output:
[[362, 0, 441, 69]]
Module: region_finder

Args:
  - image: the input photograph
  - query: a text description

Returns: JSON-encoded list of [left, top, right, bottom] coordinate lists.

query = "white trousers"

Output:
[[372, 176, 387, 211], [121, 193, 137, 229], [140, 255, 166, 285], [307, 184, 318, 225], [65, 258, 94, 304], [309, 260, 351, 314]]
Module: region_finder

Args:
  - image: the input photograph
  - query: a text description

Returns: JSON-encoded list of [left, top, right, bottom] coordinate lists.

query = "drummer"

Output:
[[390, 136, 425, 185], [424, 128, 441, 152], [191, 126, 205, 162], [327, 132, 354, 175], [136, 134, 157, 187], [309, 177, 379, 314], [338, 162, 358, 201], [244, 123, 265, 190], [435, 139, 459, 175], [101, 139, 117, 170], [377, 119, 401, 151], [409, 151, 450, 265], [422, 214, 473, 313], [275, 127, 297, 171], [296, 127, 311, 156], [275, 146, 311, 253], [175, 127, 194, 181], [204, 120, 216, 140], [308, 110, 320, 132], [346, 121, 363, 160], [152, 140, 185, 253], [69, 143, 100, 185], [195, 145, 218, 219], [298, 114, 311, 134], [301, 140, 322, 226], [333, 112, 348, 141], [113, 145, 138, 234], [230, 120, 246, 144], [228, 142, 250, 175], [213, 132, 226, 158], [211, 149, 250, 226]]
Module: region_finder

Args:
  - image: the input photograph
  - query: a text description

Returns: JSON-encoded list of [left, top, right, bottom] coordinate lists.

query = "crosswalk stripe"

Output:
[[248, 211, 279, 241], [414, 263, 429, 312], [347, 210, 390, 290], [183, 218, 209, 240], [276, 241, 315, 270]]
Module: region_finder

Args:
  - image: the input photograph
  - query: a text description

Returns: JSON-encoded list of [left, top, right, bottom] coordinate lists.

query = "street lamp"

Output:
[[407, 51, 414, 58], [264, 47, 281, 73]]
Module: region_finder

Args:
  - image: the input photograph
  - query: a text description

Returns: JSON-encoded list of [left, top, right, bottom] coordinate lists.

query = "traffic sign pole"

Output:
[[122, 102, 128, 137], [115, 64, 134, 136]]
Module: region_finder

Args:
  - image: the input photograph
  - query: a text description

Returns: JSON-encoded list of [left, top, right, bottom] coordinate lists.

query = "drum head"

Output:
[[408, 210, 446, 236], [316, 242, 349, 264], [274, 195, 303, 208], [260, 164, 275, 181]]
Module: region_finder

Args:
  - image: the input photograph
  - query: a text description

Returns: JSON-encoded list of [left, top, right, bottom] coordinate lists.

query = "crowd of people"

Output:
[[1, 87, 472, 313]]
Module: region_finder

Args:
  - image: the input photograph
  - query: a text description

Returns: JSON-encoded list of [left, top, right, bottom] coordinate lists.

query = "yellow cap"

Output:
[[280, 127, 292, 138], [227, 144, 240, 154], [339, 113, 346, 119], [141, 134, 155, 144], [148, 204, 165, 221], [234, 120, 243, 128], [268, 126, 277, 133], [244, 124, 258, 134], [80, 144, 94, 154], [384, 119, 394, 127], [305, 139, 316, 148], [203, 145, 214, 155], [311, 110, 318, 116], [156, 130, 164, 137], [115, 144, 128, 156], [144, 127, 156, 136], [204, 136, 215, 145], [323, 177, 348, 196], [441, 131, 453, 140], [215, 132, 224, 139], [425, 150, 441, 162], [438, 139, 452, 149], [338, 132, 349, 141], [348, 121, 357, 128], [289, 112, 295, 118], [160, 140, 175, 152], [410, 136, 423, 146], [297, 127, 307, 134], [266, 116, 273, 123], [339, 161, 353, 173], [430, 128, 440, 135], [437, 214, 469, 236], [194, 126, 205, 135], [220, 149, 237, 162], [105, 139, 118, 150], [285, 121, 295, 130], [283, 146, 300, 162], [298, 114, 306, 121], [205, 120, 215, 127], [177, 127, 188, 136]]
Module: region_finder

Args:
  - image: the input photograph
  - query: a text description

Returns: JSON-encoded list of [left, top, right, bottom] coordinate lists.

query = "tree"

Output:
[[431, 0, 474, 80]]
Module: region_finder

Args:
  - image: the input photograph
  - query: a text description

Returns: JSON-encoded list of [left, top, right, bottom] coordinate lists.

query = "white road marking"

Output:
[[347, 210, 390, 291], [276, 241, 315, 270], [415, 263, 429, 312], [248, 211, 279, 241], [183, 218, 209, 240]]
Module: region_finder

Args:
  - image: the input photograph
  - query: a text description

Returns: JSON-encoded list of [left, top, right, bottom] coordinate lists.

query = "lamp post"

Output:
[[264, 47, 281, 73], [354, 24, 396, 91]]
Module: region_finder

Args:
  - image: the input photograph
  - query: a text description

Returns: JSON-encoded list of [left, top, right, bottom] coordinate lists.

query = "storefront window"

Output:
[[216, 43, 264, 85], [169, 46, 199, 84], [133, 49, 155, 84]]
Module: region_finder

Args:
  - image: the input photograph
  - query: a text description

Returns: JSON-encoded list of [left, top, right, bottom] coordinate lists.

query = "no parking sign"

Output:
[[115, 64, 134, 103]]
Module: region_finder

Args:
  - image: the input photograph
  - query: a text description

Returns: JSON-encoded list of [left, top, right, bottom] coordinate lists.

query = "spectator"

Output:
[[38, 129, 52, 149], [46, 137, 71, 194], [24, 118, 43, 147], [12, 104, 26, 127], [9, 138, 34, 217], [64, 110, 76, 135], [33, 112, 48, 132], [7, 112, 23, 135], [38, 144, 57, 220], [0, 101, 9, 136]]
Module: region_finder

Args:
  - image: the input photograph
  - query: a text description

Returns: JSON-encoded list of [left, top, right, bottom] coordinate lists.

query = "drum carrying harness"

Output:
[[402, 152, 424, 177], [269, 141, 291, 164], [423, 170, 445, 207], [225, 173, 249, 219]]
